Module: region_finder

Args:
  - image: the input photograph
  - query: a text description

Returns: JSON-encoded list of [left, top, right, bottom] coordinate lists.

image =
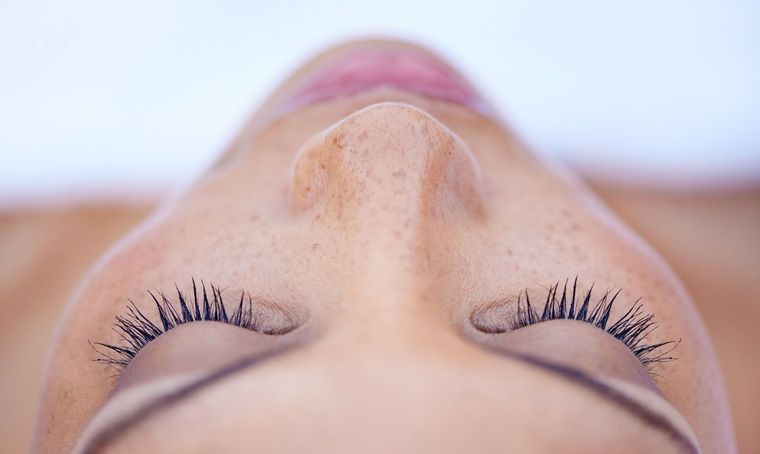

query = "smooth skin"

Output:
[[33, 40, 735, 453]]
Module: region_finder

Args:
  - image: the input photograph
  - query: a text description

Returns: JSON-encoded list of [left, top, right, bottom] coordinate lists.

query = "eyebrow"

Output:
[[80, 345, 698, 454]]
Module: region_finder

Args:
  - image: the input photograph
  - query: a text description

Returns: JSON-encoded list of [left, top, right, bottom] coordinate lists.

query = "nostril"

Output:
[[289, 131, 341, 214], [289, 102, 486, 222]]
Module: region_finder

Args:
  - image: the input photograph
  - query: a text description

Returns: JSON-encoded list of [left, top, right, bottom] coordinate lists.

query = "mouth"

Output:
[[278, 46, 489, 116]]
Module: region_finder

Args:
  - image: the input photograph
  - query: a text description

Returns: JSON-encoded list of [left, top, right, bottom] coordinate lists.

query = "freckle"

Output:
[[507, 249, 514, 256], [392, 168, 405, 178], [250, 214, 259, 221], [357, 131, 368, 142], [311, 243, 320, 251]]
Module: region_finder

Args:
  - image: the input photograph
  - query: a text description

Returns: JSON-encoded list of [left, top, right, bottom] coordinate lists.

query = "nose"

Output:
[[290, 102, 486, 226]]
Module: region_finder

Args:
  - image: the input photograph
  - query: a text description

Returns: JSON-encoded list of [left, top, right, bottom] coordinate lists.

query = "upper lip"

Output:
[[279, 46, 490, 115]]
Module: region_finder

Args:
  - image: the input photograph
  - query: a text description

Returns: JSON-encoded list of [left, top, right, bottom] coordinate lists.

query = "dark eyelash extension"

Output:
[[92, 280, 264, 370], [513, 278, 679, 371]]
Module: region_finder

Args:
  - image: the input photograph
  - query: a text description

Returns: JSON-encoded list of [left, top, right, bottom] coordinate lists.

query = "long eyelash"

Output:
[[92, 279, 261, 370], [512, 278, 679, 371]]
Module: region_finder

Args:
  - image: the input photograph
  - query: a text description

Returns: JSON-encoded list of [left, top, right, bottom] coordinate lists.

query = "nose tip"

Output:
[[290, 102, 486, 222]]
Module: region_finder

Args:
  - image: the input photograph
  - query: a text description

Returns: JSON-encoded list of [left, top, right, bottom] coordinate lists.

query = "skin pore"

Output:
[[33, 40, 735, 453]]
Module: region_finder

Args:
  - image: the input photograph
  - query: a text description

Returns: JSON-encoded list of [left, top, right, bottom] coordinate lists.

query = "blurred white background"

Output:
[[1, 0, 759, 204]]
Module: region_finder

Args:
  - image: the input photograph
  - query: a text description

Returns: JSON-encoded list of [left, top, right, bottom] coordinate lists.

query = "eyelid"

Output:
[[75, 344, 297, 454], [497, 320, 659, 391], [497, 349, 700, 453], [111, 322, 289, 391], [92, 280, 304, 374], [470, 278, 679, 374], [74, 375, 197, 453], [80, 341, 699, 454], [597, 377, 700, 452]]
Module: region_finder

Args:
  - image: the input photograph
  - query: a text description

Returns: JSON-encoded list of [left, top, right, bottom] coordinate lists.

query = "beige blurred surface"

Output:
[[0, 203, 152, 454], [0, 183, 757, 453]]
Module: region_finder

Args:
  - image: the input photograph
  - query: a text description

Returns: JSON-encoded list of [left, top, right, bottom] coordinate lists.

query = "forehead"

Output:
[[93, 344, 674, 453]]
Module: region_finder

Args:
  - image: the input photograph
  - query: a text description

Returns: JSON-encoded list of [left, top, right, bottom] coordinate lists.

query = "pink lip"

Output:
[[280, 48, 489, 115]]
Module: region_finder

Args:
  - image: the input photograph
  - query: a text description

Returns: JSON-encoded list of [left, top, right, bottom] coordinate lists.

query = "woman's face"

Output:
[[35, 40, 734, 453]]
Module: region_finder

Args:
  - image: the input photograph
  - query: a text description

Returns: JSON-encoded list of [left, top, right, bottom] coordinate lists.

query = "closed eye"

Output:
[[470, 277, 679, 373], [91, 279, 302, 373]]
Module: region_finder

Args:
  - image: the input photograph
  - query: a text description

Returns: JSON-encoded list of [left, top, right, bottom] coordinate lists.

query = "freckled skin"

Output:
[[34, 40, 735, 453]]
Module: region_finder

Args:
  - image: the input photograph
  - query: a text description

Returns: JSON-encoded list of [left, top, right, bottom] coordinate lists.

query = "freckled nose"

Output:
[[290, 102, 486, 225]]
